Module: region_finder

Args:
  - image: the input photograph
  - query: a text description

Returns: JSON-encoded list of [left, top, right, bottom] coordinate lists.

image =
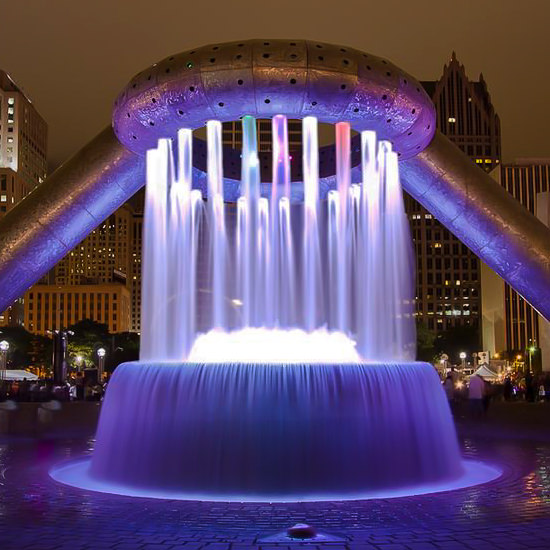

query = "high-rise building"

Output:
[[23, 283, 131, 336], [0, 70, 48, 327], [222, 119, 302, 151], [31, 193, 144, 335], [482, 160, 550, 369], [0, 70, 48, 193], [405, 53, 501, 338]]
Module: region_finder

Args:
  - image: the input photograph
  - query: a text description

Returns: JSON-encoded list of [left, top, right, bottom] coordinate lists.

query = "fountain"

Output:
[[51, 113, 500, 501]]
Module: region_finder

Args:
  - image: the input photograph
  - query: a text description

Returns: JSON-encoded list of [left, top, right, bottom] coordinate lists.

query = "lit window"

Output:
[[7, 98, 14, 105]]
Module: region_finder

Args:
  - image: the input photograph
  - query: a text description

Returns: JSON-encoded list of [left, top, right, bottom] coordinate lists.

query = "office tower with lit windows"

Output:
[[37, 194, 142, 335], [482, 160, 550, 368], [23, 283, 131, 336], [0, 70, 48, 326], [222, 119, 302, 151], [405, 53, 501, 337]]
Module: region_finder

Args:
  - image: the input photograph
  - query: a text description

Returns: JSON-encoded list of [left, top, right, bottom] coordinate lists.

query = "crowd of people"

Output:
[[0, 373, 107, 402], [443, 368, 550, 417]]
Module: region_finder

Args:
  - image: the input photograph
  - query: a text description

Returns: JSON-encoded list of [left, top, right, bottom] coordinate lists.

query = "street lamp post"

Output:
[[528, 345, 536, 373], [459, 351, 466, 371], [75, 355, 83, 372], [97, 348, 106, 383], [0, 340, 9, 381]]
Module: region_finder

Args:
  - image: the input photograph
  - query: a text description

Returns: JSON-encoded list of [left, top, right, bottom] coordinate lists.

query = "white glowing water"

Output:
[[140, 115, 415, 362], [188, 328, 361, 364], [78, 116, 475, 502]]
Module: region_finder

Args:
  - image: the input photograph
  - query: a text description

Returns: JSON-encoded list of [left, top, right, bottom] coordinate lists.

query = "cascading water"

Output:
[[138, 115, 415, 359], [50, 115, 501, 501]]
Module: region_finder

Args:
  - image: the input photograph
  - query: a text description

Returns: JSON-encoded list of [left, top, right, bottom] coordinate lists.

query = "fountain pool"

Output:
[[51, 114, 501, 501]]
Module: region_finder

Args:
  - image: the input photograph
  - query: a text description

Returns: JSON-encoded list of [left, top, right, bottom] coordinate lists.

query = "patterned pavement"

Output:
[[2, 405, 550, 550]]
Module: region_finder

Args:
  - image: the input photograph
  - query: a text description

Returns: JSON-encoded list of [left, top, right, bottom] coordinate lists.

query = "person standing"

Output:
[[525, 371, 535, 403], [468, 374, 485, 418], [504, 376, 513, 401]]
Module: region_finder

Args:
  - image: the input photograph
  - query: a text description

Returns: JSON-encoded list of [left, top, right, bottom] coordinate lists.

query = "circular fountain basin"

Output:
[[51, 361, 500, 501]]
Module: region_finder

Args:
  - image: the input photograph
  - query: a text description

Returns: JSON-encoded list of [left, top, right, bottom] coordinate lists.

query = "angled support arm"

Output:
[[401, 131, 550, 321], [0, 126, 144, 311]]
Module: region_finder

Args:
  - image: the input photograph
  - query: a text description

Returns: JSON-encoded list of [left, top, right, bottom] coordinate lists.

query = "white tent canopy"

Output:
[[1, 370, 39, 381], [472, 365, 499, 381]]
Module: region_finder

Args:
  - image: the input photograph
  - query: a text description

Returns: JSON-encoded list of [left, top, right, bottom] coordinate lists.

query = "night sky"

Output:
[[1, 0, 548, 171]]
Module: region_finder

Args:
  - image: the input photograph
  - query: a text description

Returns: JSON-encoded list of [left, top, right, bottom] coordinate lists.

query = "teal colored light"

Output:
[[241, 116, 260, 202]]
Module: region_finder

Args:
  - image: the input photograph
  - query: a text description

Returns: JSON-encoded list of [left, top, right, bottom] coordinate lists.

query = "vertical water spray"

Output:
[[207, 120, 226, 329], [270, 115, 290, 327], [167, 130, 192, 360], [238, 116, 261, 327], [334, 122, 351, 333], [140, 139, 171, 360], [278, 197, 296, 327], [302, 116, 321, 330], [139, 115, 414, 361]]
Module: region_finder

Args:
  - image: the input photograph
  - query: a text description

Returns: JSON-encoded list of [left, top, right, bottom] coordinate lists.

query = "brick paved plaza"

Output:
[[1, 402, 550, 550]]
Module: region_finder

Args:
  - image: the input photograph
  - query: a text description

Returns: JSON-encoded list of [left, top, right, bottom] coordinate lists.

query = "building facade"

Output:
[[38, 193, 144, 334], [0, 70, 48, 327], [482, 161, 550, 368], [222, 119, 302, 151], [406, 53, 501, 338], [23, 283, 131, 336]]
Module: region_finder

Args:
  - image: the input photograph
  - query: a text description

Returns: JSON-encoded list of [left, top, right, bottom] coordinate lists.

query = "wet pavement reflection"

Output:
[[1, 433, 550, 549]]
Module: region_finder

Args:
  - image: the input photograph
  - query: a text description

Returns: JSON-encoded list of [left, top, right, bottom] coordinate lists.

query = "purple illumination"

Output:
[[47, 361, 502, 501], [1, 39, 548, 322], [49, 115, 501, 502]]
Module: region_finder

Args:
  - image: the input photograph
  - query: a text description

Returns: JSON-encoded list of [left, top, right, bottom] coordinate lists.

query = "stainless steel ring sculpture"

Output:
[[113, 39, 435, 159], [0, 39, 549, 321], [113, 39, 435, 201]]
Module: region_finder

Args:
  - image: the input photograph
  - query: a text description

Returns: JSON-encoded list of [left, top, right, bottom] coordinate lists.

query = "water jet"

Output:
[[49, 40, 503, 501]]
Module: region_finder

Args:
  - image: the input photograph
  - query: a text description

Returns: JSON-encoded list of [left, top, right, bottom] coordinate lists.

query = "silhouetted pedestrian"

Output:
[[468, 374, 485, 418], [503, 377, 513, 401]]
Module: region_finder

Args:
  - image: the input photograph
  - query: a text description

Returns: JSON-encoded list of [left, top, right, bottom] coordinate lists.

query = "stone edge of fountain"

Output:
[[50, 457, 501, 503]]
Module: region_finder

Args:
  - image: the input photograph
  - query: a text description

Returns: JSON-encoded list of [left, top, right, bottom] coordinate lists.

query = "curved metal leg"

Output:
[[0, 126, 144, 312], [401, 131, 550, 320]]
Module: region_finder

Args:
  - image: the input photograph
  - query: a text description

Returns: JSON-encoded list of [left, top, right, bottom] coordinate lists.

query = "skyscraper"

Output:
[[482, 160, 550, 368], [38, 194, 142, 335], [405, 53, 501, 339], [0, 70, 48, 326]]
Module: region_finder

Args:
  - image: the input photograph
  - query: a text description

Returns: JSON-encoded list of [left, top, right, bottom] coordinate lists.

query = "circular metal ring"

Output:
[[113, 39, 435, 158], [113, 39, 435, 200]]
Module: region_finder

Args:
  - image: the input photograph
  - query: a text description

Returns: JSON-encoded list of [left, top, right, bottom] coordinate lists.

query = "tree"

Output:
[[416, 320, 437, 362], [108, 331, 140, 370], [68, 319, 110, 368], [0, 326, 35, 368]]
